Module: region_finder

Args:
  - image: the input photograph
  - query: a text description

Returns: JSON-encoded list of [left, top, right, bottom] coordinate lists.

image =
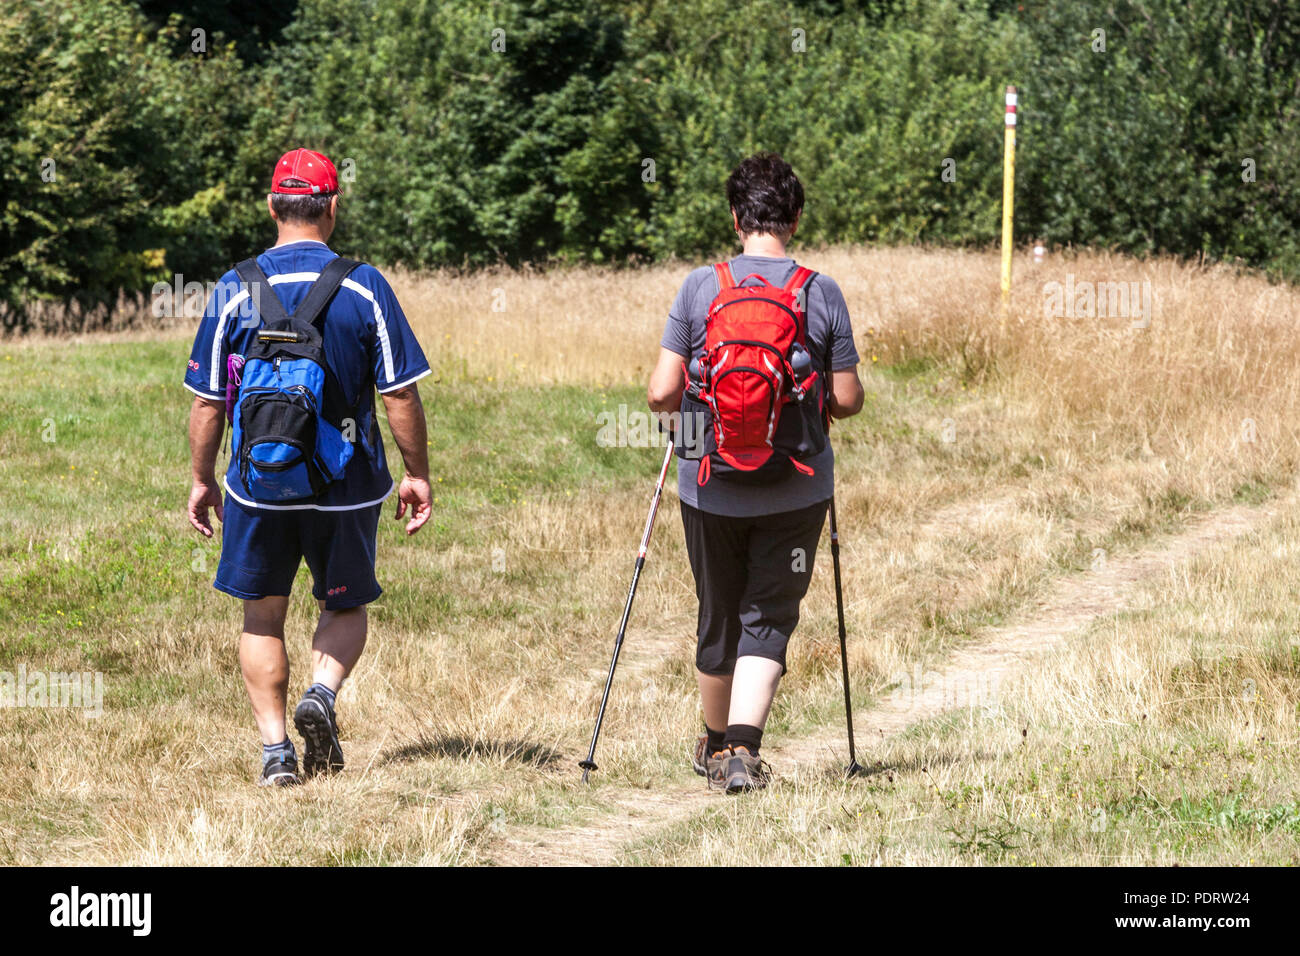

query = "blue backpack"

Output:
[[230, 256, 360, 502]]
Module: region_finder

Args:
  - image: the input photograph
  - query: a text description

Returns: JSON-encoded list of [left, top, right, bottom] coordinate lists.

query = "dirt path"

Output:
[[490, 493, 1290, 865], [774, 495, 1287, 767]]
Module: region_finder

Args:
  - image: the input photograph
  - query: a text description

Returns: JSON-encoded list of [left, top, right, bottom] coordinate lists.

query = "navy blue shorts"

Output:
[[215, 495, 383, 610]]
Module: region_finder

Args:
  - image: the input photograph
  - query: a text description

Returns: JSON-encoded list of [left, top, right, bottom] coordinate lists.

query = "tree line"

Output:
[[3, 0, 1298, 330]]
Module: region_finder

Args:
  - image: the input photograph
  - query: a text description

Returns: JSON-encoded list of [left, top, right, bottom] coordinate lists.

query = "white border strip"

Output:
[[184, 382, 223, 401], [223, 478, 395, 512], [377, 367, 432, 394], [341, 277, 394, 382], [210, 289, 250, 391], [268, 271, 323, 286]]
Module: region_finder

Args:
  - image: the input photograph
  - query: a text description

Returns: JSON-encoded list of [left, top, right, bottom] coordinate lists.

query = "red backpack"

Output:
[[680, 262, 827, 485]]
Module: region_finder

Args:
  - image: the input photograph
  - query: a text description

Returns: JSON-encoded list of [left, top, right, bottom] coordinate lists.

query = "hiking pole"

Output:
[[579, 439, 676, 783], [823, 394, 864, 777], [829, 494, 865, 777]]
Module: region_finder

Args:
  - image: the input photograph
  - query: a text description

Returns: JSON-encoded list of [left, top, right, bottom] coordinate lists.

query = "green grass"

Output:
[[2, 332, 1294, 865], [0, 338, 664, 667]]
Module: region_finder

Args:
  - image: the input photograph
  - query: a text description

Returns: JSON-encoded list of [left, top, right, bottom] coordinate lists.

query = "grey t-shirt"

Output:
[[660, 254, 860, 517]]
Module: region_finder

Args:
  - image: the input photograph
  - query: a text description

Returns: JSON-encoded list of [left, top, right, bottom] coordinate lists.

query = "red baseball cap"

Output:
[[271, 148, 338, 195]]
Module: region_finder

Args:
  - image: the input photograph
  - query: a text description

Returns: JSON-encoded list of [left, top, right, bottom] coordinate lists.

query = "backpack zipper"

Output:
[[710, 297, 802, 323], [711, 340, 787, 362]]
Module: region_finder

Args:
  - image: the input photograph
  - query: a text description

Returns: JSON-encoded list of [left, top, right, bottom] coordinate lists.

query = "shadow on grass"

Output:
[[799, 747, 1002, 783], [380, 733, 563, 769]]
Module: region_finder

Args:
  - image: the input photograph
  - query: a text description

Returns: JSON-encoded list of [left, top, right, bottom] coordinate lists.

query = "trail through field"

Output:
[[773, 493, 1291, 768], [488, 490, 1292, 865]]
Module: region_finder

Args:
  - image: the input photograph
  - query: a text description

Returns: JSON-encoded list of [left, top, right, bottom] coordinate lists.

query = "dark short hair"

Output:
[[270, 180, 335, 225], [725, 152, 804, 238]]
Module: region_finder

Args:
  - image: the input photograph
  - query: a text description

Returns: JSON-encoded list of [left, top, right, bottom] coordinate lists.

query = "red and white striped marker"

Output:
[[1005, 85, 1017, 127]]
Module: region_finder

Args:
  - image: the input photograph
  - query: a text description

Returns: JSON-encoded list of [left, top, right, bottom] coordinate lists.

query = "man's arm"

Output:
[[187, 395, 226, 536], [380, 383, 432, 535]]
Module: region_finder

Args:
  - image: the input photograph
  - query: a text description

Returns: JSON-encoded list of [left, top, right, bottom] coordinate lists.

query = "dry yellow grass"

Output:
[[3, 244, 1299, 865], [393, 244, 1293, 507], [627, 499, 1300, 866]]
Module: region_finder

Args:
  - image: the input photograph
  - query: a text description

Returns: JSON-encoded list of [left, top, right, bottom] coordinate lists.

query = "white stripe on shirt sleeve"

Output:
[[377, 367, 432, 393], [341, 276, 394, 383], [210, 289, 250, 391]]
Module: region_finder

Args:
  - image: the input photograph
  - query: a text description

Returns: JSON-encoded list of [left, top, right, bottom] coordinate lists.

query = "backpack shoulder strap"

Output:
[[297, 258, 362, 426], [783, 265, 816, 297], [713, 261, 735, 292], [234, 258, 291, 327], [784, 266, 817, 335], [291, 256, 361, 329]]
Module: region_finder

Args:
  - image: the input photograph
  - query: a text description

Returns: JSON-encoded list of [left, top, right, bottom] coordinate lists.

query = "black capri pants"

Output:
[[680, 498, 830, 675]]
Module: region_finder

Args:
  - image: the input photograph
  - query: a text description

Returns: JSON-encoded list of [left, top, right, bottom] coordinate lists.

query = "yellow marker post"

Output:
[[1000, 85, 1017, 331]]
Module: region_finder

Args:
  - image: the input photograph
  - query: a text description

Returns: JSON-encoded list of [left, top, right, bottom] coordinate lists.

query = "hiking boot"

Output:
[[693, 735, 729, 790], [258, 753, 299, 788], [692, 734, 711, 775], [293, 688, 345, 777], [722, 746, 772, 794]]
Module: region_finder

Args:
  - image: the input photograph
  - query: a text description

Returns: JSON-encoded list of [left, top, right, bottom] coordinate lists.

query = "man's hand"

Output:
[[394, 474, 432, 535], [188, 480, 225, 537], [187, 395, 226, 537]]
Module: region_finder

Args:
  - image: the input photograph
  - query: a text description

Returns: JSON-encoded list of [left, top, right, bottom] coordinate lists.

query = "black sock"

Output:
[[705, 725, 726, 754], [724, 723, 763, 756]]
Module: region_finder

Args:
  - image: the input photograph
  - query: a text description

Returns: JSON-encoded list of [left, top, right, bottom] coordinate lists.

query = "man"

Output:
[[647, 152, 865, 793], [184, 148, 433, 787]]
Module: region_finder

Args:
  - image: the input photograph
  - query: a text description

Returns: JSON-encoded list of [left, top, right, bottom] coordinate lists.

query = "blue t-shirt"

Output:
[[184, 240, 431, 511], [660, 255, 859, 518]]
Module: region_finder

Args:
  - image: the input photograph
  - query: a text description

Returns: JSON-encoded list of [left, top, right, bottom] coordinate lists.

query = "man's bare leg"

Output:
[[289, 601, 367, 777], [310, 601, 367, 692], [239, 596, 291, 745]]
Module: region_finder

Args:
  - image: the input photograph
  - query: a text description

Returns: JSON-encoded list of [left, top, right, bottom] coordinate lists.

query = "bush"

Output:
[[0, 0, 252, 330], [4, 0, 1300, 329]]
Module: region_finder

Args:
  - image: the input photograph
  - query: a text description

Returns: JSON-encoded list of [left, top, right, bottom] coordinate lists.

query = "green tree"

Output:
[[0, 0, 250, 328]]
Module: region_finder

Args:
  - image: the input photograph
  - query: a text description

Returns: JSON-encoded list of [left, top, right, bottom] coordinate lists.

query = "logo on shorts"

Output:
[[327, 585, 349, 596], [187, 359, 200, 372]]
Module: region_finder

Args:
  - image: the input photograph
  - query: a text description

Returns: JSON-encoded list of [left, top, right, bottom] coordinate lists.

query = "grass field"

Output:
[[2, 245, 1299, 865]]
